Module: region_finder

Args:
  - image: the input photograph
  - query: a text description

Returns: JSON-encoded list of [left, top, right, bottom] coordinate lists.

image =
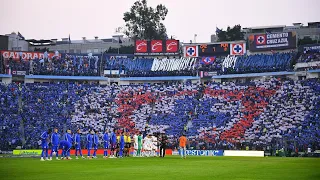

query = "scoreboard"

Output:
[[198, 43, 230, 56]]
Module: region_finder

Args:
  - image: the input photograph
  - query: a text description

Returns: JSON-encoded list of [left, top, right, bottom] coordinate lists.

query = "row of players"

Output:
[[40, 128, 167, 161]]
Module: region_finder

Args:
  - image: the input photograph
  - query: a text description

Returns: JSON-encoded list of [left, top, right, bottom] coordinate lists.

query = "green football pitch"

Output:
[[0, 156, 319, 180]]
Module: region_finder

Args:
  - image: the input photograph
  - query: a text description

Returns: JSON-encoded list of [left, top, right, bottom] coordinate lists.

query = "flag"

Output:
[[18, 32, 25, 40], [201, 57, 215, 65]]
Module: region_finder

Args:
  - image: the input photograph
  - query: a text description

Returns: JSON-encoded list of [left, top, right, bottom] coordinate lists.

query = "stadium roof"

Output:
[[243, 25, 285, 30], [0, 74, 12, 78], [182, 40, 246, 46], [212, 71, 295, 79], [26, 39, 54, 46]]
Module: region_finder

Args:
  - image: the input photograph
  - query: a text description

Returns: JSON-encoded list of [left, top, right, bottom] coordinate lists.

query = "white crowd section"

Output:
[[151, 58, 197, 71]]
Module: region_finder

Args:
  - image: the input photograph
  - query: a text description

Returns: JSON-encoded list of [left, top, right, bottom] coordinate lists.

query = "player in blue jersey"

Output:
[[92, 131, 99, 158], [40, 129, 51, 161], [110, 129, 117, 158], [87, 130, 94, 159], [64, 129, 73, 143], [59, 140, 72, 160], [50, 128, 60, 160], [64, 129, 73, 159], [103, 129, 109, 158], [119, 132, 125, 158], [74, 129, 85, 159]]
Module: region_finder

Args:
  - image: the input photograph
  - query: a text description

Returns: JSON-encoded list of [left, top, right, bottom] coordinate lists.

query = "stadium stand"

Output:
[[0, 83, 22, 149], [2, 51, 296, 77], [0, 78, 319, 152], [298, 51, 320, 63], [6, 58, 30, 73], [2, 55, 100, 76], [31, 56, 100, 76], [104, 52, 295, 77], [221, 53, 294, 75]]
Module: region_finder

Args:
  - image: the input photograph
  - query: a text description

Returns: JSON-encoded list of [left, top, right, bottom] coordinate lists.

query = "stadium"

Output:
[[0, 0, 320, 179]]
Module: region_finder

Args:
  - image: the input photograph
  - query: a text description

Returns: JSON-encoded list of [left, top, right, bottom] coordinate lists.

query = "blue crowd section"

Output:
[[1, 78, 319, 151], [222, 53, 294, 74], [103, 52, 295, 76], [105, 58, 154, 72]]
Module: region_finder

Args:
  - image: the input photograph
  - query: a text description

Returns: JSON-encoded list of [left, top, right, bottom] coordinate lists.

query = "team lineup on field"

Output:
[[40, 128, 188, 161]]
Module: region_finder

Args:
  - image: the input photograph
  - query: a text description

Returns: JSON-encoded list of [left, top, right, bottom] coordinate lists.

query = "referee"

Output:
[[124, 132, 131, 157], [160, 133, 168, 158]]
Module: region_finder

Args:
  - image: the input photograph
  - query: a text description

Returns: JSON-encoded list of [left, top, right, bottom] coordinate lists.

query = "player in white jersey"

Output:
[[133, 132, 139, 157], [151, 135, 158, 157], [143, 134, 152, 157]]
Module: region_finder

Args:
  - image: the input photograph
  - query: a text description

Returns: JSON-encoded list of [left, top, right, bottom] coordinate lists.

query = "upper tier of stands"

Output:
[[1, 52, 300, 77]]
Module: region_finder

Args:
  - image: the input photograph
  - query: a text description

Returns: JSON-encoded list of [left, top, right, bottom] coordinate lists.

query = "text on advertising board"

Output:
[[249, 32, 297, 52], [1, 51, 58, 60], [185, 150, 224, 156]]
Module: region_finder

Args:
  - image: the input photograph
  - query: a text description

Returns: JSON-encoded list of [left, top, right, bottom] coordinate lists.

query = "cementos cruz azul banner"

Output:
[[248, 32, 297, 52], [185, 150, 224, 156]]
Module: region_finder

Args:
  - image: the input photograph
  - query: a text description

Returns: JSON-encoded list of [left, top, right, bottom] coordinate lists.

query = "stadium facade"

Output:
[[0, 22, 320, 158]]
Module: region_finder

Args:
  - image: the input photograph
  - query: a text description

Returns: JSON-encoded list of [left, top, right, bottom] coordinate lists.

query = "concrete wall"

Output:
[[307, 72, 319, 79], [32, 41, 133, 54], [0, 77, 12, 84]]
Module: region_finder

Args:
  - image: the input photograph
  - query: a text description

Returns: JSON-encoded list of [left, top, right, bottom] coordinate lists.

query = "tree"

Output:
[[298, 36, 317, 46], [216, 25, 244, 42], [105, 45, 134, 54], [123, 0, 168, 40]]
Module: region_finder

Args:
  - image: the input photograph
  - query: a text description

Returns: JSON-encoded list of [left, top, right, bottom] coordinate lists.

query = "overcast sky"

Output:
[[0, 0, 319, 43]]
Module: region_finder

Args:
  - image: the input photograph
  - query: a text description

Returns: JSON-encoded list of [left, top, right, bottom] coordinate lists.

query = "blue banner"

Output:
[[299, 44, 320, 52], [185, 150, 224, 156]]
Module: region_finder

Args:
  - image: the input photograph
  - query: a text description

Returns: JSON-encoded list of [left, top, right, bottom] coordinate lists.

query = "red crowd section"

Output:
[[204, 86, 279, 143]]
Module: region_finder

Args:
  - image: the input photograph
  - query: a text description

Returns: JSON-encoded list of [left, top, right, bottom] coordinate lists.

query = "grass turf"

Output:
[[0, 156, 319, 180]]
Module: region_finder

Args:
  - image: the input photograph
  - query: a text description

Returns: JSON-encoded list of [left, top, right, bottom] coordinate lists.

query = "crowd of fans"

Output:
[[2, 56, 100, 76], [31, 56, 100, 76], [104, 52, 295, 76], [3, 51, 320, 77], [0, 83, 22, 149], [0, 78, 319, 153], [298, 50, 320, 63], [222, 53, 294, 74]]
